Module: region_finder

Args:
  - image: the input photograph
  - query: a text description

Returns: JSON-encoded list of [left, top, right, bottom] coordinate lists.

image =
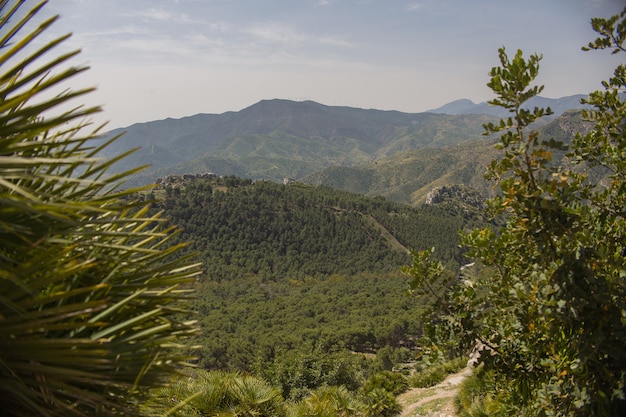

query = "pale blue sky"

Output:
[[35, 0, 626, 128]]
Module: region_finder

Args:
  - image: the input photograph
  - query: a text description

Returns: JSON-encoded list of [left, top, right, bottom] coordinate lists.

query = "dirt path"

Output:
[[397, 368, 472, 417]]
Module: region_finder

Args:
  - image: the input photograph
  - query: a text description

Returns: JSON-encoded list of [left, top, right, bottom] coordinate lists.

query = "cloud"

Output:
[[246, 22, 309, 46], [244, 22, 352, 50], [318, 35, 352, 47], [139, 8, 172, 21], [82, 25, 149, 38], [406, 3, 423, 12], [116, 37, 192, 56], [128, 7, 202, 25]]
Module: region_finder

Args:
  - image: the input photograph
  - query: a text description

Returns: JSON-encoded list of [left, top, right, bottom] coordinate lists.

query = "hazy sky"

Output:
[[36, 0, 625, 128]]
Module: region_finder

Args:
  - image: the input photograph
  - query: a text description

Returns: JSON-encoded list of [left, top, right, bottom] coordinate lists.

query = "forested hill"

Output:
[[150, 176, 488, 371], [153, 176, 487, 282]]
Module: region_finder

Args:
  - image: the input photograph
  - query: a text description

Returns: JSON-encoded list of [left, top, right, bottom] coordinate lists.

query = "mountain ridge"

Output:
[[427, 94, 589, 117], [100, 95, 588, 188], [102, 98, 496, 185], [303, 109, 592, 205]]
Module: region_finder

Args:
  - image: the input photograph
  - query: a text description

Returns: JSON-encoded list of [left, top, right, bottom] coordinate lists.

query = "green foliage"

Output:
[[584, 7, 626, 54], [455, 366, 510, 417], [409, 365, 448, 389], [160, 179, 409, 280], [408, 358, 466, 389], [157, 177, 484, 281], [0, 3, 200, 416], [360, 371, 409, 397], [257, 346, 370, 401], [360, 387, 402, 417], [402, 248, 470, 362], [145, 368, 404, 417], [288, 385, 363, 417], [194, 272, 423, 373], [287, 383, 402, 417], [403, 248, 446, 298], [407, 9, 626, 416], [375, 348, 394, 371], [151, 176, 486, 376], [144, 369, 286, 417]]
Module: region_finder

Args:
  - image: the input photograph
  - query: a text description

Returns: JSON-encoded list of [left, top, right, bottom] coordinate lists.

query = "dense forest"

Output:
[[153, 176, 486, 279], [146, 176, 488, 379]]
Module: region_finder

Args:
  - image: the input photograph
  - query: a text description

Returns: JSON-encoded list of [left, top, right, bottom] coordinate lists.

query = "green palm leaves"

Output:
[[0, 1, 200, 416], [144, 370, 286, 417]]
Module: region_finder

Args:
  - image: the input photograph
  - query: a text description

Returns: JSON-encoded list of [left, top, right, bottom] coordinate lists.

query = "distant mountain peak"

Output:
[[428, 94, 589, 117], [426, 99, 479, 115]]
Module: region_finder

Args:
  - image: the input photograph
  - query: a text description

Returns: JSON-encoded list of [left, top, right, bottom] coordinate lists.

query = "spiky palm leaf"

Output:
[[290, 385, 363, 417], [0, 1, 201, 415], [144, 369, 286, 417]]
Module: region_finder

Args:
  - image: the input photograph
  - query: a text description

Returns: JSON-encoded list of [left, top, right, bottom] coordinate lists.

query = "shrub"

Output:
[[361, 371, 409, 396], [409, 357, 465, 388]]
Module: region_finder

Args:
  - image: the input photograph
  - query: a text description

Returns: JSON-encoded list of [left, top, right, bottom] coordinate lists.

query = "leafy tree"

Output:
[[374, 346, 395, 371], [0, 2, 199, 416], [259, 347, 367, 401], [404, 7, 626, 417]]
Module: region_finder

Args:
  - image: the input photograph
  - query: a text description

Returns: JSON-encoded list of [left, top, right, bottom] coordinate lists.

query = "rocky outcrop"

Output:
[[424, 185, 485, 211]]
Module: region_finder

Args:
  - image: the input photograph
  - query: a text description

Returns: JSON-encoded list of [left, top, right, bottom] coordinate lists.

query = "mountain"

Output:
[[100, 99, 498, 186], [303, 109, 593, 205], [427, 98, 482, 115], [98, 95, 589, 189], [427, 94, 589, 117], [303, 138, 500, 205]]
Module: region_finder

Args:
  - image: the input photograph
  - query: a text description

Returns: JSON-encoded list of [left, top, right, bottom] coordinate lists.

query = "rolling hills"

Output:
[[102, 99, 497, 186], [125, 97, 595, 397], [101, 96, 589, 196], [304, 109, 592, 204], [302, 138, 500, 205]]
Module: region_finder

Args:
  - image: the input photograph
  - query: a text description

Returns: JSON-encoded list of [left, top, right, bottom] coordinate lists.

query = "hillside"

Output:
[[101, 99, 498, 185], [99, 96, 590, 195], [304, 110, 593, 204], [151, 176, 488, 371], [303, 138, 500, 205], [156, 176, 487, 279]]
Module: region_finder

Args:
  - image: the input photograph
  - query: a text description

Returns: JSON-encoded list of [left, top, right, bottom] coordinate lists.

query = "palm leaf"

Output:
[[143, 369, 287, 417], [0, 1, 201, 416]]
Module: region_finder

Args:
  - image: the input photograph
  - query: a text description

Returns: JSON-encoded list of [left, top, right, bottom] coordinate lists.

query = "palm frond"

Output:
[[0, 1, 201, 416]]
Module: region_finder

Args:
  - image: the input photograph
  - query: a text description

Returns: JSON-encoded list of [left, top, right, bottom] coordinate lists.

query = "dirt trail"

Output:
[[397, 367, 472, 417]]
